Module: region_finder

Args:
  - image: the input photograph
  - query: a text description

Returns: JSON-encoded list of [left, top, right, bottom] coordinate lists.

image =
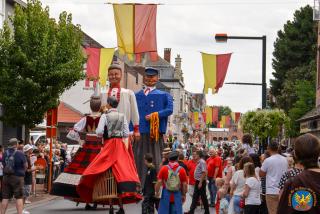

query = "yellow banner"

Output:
[[221, 115, 226, 127], [202, 53, 216, 94], [194, 112, 199, 124], [205, 107, 212, 124], [99, 48, 115, 87], [113, 4, 134, 54]]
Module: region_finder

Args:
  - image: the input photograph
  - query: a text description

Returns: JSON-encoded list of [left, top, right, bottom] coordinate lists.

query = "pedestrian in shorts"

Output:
[[23, 144, 41, 212], [1, 138, 27, 214]]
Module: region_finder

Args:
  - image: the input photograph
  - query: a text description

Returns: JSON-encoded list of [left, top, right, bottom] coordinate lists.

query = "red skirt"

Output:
[[51, 135, 102, 200], [77, 137, 142, 204]]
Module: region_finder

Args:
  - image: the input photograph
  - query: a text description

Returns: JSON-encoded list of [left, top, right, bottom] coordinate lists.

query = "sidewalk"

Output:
[[6, 184, 60, 214]]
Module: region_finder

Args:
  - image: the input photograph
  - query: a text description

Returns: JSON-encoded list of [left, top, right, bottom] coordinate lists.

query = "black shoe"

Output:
[[109, 207, 114, 214], [85, 204, 92, 210], [116, 208, 125, 214], [92, 203, 97, 210]]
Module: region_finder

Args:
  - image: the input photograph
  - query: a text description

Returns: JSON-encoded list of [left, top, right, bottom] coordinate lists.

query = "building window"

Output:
[[180, 98, 183, 112]]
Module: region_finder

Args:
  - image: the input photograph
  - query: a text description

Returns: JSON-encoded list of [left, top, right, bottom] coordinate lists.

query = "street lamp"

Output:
[[214, 33, 267, 109]]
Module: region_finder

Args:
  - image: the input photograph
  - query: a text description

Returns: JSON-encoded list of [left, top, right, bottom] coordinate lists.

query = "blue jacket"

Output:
[[135, 89, 173, 134]]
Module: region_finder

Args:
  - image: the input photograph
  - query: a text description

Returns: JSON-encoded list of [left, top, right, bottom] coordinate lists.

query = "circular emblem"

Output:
[[291, 190, 314, 211]]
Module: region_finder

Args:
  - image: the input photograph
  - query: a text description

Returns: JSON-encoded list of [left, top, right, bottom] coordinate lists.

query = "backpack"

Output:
[[3, 150, 16, 175], [165, 165, 181, 192]]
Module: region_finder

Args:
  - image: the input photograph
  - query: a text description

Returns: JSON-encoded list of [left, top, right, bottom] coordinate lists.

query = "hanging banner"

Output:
[[212, 107, 219, 123], [225, 115, 231, 127], [205, 107, 212, 124], [202, 52, 232, 94], [193, 112, 199, 124], [202, 112, 206, 124], [221, 116, 226, 128], [235, 112, 241, 123], [85, 48, 115, 87], [113, 4, 158, 62]]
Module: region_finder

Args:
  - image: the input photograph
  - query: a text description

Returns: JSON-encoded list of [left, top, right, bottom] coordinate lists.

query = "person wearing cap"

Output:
[[161, 148, 172, 166], [134, 67, 173, 185], [156, 151, 188, 214], [22, 144, 41, 213], [101, 63, 140, 140], [1, 138, 27, 214]]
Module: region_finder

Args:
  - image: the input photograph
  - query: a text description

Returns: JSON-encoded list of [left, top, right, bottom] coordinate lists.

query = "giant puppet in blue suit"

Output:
[[133, 67, 173, 184]]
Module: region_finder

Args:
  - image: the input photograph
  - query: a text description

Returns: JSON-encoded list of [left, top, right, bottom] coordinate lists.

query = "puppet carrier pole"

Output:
[[92, 169, 118, 202]]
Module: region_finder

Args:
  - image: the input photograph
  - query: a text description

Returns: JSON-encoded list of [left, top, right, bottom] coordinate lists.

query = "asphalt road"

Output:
[[22, 195, 216, 214]]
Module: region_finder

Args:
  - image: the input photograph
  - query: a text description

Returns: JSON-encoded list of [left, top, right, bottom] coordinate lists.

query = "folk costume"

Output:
[[51, 97, 103, 200], [101, 81, 140, 134], [77, 108, 142, 205], [133, 67, 173, 185]]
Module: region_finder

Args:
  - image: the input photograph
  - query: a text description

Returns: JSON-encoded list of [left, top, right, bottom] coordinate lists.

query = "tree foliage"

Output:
[[240, 109, 290, 140], [217, 105, 232, 120], [288, 78, 316, 136], [271, 5, 317, 103], [0, 0, 85, 129]]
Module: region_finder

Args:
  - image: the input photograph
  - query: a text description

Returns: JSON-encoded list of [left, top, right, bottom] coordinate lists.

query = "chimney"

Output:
[[175, 54, 181, 71], [164, 48, 171, 63]]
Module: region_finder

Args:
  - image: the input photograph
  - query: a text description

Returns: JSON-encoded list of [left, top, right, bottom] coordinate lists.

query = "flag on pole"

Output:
[[205, 107, 212, 124], [226, 115, 231, 127], [85, 48, 115, 87], [231, 112, 236, 123], [194, 112, 199, 124], [201, 52, 232, 94], [202, 112, 206, 124], [221, 116, 226, 127], [212, 107, 219, 123], [235, 112, 241, 123], [113, 4, 158, 62]]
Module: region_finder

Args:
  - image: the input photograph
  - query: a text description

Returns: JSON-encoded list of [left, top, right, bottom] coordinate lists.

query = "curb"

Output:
[[6, 195, 61, 214]]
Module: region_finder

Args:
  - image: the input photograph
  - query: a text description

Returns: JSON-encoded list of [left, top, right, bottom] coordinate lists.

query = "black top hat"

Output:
[[145, 67, 159, 76]]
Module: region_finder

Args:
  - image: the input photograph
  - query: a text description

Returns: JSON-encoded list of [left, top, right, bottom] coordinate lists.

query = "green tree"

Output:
[[288, 79, 316, 136], [0, 0, 85, 137], [240, 109, 290, 142], [217, 105, 232, 120], [270, 5, 317, 109]]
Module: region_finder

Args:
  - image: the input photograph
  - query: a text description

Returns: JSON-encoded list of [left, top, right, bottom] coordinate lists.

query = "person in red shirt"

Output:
[[187, 150, 198, 197], [156, 151, 188, 214], [206, 148, 223, 207]]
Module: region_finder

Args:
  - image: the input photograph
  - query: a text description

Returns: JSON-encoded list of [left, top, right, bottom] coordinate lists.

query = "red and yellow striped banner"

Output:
[[202, 52, 232, 94], [85, 48, 115, 87], [113, 4, 158, 62]]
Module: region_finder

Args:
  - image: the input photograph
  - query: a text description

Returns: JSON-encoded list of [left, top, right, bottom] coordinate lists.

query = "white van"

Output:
[[30, 131, 47, 145]]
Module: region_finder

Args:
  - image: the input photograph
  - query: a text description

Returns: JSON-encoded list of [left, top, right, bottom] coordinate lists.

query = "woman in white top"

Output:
[[242, 133, 255, 155], [242, 162, 261, 214], [230, 156, 253, 214]]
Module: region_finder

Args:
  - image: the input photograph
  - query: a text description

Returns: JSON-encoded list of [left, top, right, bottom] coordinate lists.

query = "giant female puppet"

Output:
[[133, 67, 173, 185], [101, 64, 140, 139]]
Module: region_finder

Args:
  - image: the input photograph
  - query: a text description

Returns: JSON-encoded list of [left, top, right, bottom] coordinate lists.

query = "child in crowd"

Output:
[[142, 153, 157, 214], [218, 188, 229, 214], [242, 162, 261, 214], [215, 177, 226, 214]]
